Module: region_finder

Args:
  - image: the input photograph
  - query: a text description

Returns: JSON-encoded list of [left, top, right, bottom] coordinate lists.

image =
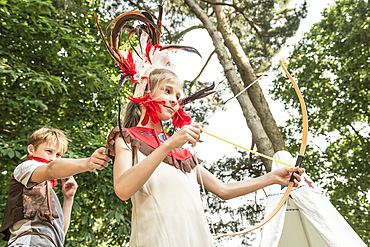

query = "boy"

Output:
[[0, 128, 110, 246]]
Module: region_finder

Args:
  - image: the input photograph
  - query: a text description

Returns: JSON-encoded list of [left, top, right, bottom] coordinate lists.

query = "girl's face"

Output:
[[151, 78, 181, 121]]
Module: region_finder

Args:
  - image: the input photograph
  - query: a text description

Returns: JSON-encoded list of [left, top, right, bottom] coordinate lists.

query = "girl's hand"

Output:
[[270, 167, 304, 187], [167, 124, 202, 149]]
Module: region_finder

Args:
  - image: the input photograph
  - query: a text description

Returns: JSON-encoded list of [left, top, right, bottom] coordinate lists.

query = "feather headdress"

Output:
[[95, 5, 214, 129]]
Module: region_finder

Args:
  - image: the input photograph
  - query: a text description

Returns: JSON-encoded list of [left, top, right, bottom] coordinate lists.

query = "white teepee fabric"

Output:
[[259, 151, 366, 247]]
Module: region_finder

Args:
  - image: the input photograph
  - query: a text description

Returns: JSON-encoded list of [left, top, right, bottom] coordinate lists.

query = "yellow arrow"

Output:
[[202, 131, 294, 168]]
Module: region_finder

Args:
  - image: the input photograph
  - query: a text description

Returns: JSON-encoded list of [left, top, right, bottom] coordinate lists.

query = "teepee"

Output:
[[259, 151, 366, 247]]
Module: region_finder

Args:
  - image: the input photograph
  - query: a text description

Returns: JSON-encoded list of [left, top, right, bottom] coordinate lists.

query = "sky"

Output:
[[170, 0, 335, 246]]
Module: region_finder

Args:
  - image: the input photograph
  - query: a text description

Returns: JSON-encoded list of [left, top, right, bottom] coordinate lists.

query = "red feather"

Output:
[[128, 93, 165, 125], [145, 41, 153, 63], [172, 106, 192, 129], [119, 50, 137, 78]]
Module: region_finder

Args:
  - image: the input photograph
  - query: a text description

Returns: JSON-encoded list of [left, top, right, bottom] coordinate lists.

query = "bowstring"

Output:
[[193, 147, 216, 237]]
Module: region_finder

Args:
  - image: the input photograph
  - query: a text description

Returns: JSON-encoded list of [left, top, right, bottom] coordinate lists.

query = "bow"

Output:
[[212, 59, 308, 239]]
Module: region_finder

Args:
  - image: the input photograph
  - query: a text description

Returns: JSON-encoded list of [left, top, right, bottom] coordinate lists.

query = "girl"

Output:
[[105, 69, 303, 247], [98, 7, 303, 247]]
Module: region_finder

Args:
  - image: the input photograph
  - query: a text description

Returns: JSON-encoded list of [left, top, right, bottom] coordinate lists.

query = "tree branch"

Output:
[[349, 123, 362, 140], [199, 0, 244, 12], [199, 0, 272, 38], [192, 49, 216, 82]]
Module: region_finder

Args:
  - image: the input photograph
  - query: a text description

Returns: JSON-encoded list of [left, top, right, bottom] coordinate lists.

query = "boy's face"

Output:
[[27, 141, 63, 161]]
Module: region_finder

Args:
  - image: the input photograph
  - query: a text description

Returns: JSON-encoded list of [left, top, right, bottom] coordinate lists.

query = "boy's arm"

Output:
[[61, 177, 77, 234], [30, 147, 110, 184]]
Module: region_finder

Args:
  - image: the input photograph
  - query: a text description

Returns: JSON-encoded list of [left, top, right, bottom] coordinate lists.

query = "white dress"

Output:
[[129, 150, 214, 247]]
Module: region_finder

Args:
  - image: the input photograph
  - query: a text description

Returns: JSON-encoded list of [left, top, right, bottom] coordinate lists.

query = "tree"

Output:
[[0, 0, 132, 246], [173, 0, 307, 240], [272, 0, 369, 244]]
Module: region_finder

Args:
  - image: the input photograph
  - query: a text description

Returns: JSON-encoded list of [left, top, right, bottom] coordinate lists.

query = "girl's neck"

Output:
[[136, 121, 163, 132]]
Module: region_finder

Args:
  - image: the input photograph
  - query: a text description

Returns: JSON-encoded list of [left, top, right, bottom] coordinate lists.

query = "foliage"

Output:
[[271, 0, 369, 244], [204, 151, 266, 246], [220, 0, 307, 72], [0, 0, 133, 246]]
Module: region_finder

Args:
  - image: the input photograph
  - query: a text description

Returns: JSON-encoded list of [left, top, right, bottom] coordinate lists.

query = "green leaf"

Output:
[[8, 150, 14, 159], [81, 215, 88, 225]]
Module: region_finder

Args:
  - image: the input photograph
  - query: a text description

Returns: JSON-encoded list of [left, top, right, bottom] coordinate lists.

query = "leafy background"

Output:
[[1, 0, 369, 246]]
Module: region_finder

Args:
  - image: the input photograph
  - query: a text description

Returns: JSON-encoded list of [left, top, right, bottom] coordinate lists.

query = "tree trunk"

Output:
[[185, 0, 274, 171], [213, 5, 287, 154]]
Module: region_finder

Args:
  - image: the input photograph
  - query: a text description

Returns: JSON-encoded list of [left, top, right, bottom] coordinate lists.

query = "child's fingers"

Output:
[[170, 124, 202, 148], [96, 147, 111, 160], [184, 127, 201, 146], [91, 157, 109, 169], [186, 125, 202, 141], [96, 153, 111, 163], [61, 177, 77, 188], [292, 172, 301, 182], [64, 177, 74, 184], [96, 147, 106, 153], [189, 124, 202, 135], [61, 176, 73, 182], [187, 136, 198, 147], [93, 148, 111, 162], [290, 169, 303, 187], [87, 152, 110, 171]]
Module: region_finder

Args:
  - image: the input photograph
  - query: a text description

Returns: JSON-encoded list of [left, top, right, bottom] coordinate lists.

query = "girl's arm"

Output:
[[114, 124, 202, 201], [113, 136, 173, 201], [197, 165, 302, 200]]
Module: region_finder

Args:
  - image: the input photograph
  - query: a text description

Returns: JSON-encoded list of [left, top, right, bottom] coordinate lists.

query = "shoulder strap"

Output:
[[8, 230, 57, 247]]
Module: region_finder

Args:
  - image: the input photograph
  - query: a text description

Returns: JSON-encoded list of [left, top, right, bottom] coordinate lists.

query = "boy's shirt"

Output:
[[7, 159, 65, 247], [14, 158, 46, 189]]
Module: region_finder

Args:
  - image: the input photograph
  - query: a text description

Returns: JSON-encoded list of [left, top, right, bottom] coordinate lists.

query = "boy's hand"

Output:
[[62, 176, 77, 199], [86, 147, 111, 171]]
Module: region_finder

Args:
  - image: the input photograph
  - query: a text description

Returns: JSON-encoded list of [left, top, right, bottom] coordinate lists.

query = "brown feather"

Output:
[[127, 28, 137, 40], [110, 13, 161, 56], [156, 5, 163, 44], [181, 82, 215, 105], [107, 10, 143, 30], [162, 45, 202, 58], [122, 24, 134, 32], [94, 11, 128, 70], [141, 11, 159, 45]]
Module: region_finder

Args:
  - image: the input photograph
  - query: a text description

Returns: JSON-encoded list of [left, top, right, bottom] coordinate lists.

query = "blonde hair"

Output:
[[28, 128, 69, 155], [123, 68, 180, 128]]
